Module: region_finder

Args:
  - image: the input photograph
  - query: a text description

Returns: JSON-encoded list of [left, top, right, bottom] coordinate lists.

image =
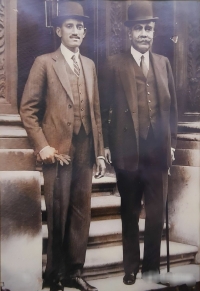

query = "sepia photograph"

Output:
[[0, 1, 200, 291]]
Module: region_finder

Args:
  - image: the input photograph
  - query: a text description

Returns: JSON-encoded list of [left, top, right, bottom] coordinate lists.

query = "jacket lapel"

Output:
[[150, 52, 170, 110], [80, 55, 93, 104], [52, 48, 74, 104], [119, 52, 139, 147]]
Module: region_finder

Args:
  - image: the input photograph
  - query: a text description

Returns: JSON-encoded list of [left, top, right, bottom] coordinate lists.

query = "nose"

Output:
[[140, 27, 147, 37], [71, 26, 78, 34]]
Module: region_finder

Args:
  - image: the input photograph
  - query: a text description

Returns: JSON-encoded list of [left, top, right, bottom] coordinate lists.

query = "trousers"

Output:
[[115, 127, 168, 274], [43, 126, 94, 280]]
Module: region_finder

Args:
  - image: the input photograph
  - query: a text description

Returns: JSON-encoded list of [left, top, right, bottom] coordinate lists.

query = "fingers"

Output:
[[39, 147, 56, 164], [95, 159, 106, 179], [55, 154, 71, 166], [105, 148, 112, 164], [171, 149, 175, 163], [105, 154, 111, 164], [95, 164, 100, 178], [43, 155, 55, 164]]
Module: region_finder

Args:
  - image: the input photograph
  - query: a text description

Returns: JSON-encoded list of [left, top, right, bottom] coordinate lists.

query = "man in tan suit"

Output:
[[20, 2, 105, 291]]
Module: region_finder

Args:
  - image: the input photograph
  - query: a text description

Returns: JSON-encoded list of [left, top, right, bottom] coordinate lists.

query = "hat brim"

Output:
[[52, 14, 89, 27], [124, 17, 159, 27]]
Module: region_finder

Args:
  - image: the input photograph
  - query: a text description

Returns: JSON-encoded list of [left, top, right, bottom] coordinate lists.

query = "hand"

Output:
[[95, 159, 106, 179], [105, 148, 112, 164], [39, 146, 57, 164], [171, 148, 175, 163]]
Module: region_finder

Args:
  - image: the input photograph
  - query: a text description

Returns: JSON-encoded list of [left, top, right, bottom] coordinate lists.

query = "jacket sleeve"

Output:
[[92, 63, 105, 157], [20, 56, 49, 153], [166, 58, 178, 149], [98, 57, 114, 148]]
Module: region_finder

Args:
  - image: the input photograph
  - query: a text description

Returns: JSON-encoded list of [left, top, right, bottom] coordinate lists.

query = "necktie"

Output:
[[72, 55, 80, 77], [140, 55, 148, 78]]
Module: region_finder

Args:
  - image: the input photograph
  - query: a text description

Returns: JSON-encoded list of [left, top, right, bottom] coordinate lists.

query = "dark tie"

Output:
[[72, 55, 80, 77], [140, 55, 148, 78]]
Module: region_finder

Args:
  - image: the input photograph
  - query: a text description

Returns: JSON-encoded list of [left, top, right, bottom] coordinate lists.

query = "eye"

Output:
[[77, 25, 84, 30], [134, 25, 142, 31], [145, 26, 153, 32], [66, 24, 73, 29]]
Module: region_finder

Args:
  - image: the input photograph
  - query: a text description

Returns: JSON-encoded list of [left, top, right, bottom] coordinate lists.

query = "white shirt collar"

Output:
[[131, 46, 149, 69], [60, 43, 80, 67]]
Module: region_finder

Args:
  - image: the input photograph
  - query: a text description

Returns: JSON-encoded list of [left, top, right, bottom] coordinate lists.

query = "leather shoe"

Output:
[[42, 279, 64, 291], [64, 276, 98, 291], [123, 273, 137, 285]]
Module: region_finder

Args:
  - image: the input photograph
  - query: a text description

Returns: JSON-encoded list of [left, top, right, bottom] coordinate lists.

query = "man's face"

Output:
[[128, 21, 155, 54], [56, 19, 86, 52]]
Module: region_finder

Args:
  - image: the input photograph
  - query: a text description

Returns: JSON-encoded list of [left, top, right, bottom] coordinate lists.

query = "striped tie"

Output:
[[72, 55, 80, 77]]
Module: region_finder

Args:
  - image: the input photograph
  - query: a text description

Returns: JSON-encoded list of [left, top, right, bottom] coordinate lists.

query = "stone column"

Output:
[[0, 171, 42, 291], [0, 0, 18, 114]]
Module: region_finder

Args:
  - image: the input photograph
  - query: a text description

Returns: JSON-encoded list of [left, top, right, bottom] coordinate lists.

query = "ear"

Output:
[[56, 27, 62, 38], [128, 28, 132, 40], [83, 27, 87, 38]]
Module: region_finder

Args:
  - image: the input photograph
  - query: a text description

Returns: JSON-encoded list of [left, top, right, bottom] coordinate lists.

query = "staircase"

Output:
[[0, 114, 199, 285], [41, 172, 198, 280]]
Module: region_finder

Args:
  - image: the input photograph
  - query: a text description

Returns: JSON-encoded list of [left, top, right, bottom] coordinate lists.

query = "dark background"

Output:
[[17, 0, 174, 107]]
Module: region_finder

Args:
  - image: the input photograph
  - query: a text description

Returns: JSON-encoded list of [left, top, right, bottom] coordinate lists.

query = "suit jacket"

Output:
[[99, 51, 178, 171], [20, 48, 104, 160]]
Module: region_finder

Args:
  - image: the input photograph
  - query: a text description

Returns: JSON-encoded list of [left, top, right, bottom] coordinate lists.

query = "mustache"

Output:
[[137, 39, 152, 44], [70, 35, 80, 39]]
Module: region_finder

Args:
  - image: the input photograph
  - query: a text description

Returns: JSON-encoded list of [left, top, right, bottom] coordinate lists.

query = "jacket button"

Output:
[[68, 104, 72, 108], [81, 108, 84, 111], [67, 122, 71, 126], [125, 109, 128, 113], [124, 127, 127, 132]]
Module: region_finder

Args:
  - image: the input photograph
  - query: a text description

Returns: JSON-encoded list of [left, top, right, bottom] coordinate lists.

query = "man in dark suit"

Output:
[[20, 2, 105, 291], [100, 1, 177, 285]]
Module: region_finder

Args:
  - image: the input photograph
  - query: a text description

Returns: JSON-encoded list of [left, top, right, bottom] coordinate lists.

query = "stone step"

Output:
[[41, 194, 120, 222], [178, 122, 200, 133], [0, 137, 32, 149], [0, 149, 35, 171], [42, 241, 198, 280], [174, 149, 200, 167], [0, 114, 23, 125], [0, 114, 31, 149], [177, 133, 200, 149], [181, 112, 200, 123], [0, 125, 28, 138], [42, 219, 168, 253], [42, 264, 200, 291]]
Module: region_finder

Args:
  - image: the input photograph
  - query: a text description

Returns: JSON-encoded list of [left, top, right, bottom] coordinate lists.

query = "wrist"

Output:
[[97, 156, 105, 161]]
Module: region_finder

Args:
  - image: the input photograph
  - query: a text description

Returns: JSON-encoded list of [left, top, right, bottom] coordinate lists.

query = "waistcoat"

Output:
[[132, 58, 160, 139], [66, 61, 92, 135]]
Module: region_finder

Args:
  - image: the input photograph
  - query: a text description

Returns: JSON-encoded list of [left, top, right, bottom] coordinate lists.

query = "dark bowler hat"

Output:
[[52, 1, 89, 27], [124, 1, 158, 27]]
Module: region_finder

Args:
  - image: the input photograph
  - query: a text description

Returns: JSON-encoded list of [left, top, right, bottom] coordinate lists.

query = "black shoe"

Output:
[[64, 276, 98, 291], [42, 279, 64, 291], [123, 273, 137, 285]]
